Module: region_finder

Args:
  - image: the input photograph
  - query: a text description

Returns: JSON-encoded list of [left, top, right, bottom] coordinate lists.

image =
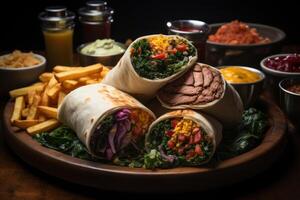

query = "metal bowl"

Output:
[[0, 53, 46, 96], [205, 23, 286, 67], [260, 54, 300, 100], [219, 66, 265, 108], [279, 78, 300, 128], [77, 42, 125, 67]]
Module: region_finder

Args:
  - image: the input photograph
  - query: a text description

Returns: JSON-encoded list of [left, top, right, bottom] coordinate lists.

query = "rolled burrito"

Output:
[[58, 83, 155, 161], [157, 63, 244, 128], [102, 34, 197, 101], [145, 110, 222, 168]]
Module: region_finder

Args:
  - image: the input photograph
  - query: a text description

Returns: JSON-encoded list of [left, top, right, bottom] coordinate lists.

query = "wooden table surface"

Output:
[[1, 45, 300, 199]]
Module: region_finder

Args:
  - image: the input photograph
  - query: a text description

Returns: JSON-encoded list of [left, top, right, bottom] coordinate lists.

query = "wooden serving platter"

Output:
[[2, 96, 287, 193]]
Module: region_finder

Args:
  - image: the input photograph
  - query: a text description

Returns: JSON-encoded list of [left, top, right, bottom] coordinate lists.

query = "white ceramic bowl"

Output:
[[0, 53, 46, 96]]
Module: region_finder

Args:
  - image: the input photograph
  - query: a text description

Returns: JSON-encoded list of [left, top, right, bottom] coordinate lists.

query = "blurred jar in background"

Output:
[[39, 6, 75, 69], [78, 1, 114, 43], [167, 20, 210, 62]]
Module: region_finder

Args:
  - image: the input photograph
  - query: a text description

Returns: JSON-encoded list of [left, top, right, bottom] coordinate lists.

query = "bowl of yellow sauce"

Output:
[[220, 66, 265, 108]]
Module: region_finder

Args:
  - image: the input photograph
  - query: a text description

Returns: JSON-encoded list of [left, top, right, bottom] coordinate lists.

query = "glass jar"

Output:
[[167, 20, 210, 62], [78, 1, 114, 43], [39, 6, 75, 69]]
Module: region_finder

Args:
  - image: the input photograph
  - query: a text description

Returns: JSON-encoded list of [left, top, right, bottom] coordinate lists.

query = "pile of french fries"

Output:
[[9, 63, 110, 135]]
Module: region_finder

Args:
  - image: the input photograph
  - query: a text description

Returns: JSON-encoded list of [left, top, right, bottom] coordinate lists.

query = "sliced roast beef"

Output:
[[193, 72, 203, 87], [202, 67, 213, 87], [158, 63, 224, 106]]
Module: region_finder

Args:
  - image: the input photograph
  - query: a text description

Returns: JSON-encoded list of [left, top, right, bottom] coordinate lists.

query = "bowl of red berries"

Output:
[[260, 53, 300, 99]]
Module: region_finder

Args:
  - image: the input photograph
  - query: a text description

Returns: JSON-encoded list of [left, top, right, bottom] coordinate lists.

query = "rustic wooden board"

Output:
[[2, 96, 287, 193]]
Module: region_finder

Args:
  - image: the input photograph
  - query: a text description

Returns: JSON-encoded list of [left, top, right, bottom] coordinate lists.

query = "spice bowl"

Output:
[[279, 78, 300, 128], [205, 23, 286, 67], [77, 41, 126, 67]]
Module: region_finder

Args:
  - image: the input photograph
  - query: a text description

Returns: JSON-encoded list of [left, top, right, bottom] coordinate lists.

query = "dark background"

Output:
[[0, 0, 299, 51]]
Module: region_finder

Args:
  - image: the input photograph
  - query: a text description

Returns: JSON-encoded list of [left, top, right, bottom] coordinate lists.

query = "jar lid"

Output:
[[39, 6, 75, 31], [78, 1, 114, 22]]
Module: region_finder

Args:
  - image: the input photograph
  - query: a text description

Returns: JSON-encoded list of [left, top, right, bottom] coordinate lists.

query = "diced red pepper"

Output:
[[151, 53, 166, 60], [178, 134, 186, 142], [193, 131, 202, 144], [165, 130, 174, 137], [171, 119, 178, 128], [195, 144, 203, 156], [176, 44, 188, 52], [186, 150, 195, 160], [189, 135, 193, 144], [167, 140, 175, 149], [168, 48, 177, 54]]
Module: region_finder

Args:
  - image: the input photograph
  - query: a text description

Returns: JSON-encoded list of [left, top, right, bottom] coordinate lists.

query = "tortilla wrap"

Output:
[[58, 83, 155, 156], [157, 63, 244, 128], [102, 34, 198, 101], [145, 110, 222, 166]]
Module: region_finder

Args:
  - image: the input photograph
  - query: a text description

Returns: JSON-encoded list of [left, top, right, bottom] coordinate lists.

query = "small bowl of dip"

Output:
[[279, 78, 300, 129], [78, 39, 125, 67], [219, 66, 265, 108]]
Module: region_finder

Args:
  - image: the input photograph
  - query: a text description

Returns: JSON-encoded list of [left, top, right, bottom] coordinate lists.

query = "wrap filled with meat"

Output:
[[58, 83, 155, 161], [157, 63, 244, 128], [145, 110, 222, 168], [102, 34, 197, 101]]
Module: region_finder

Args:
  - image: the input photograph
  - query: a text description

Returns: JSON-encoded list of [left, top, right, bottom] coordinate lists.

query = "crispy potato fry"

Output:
[[58, 91, 66, 106], [41, 88, 50, 106], [38, 114, 47, 122], [77, 76, 92, 84], [9, 84, 45, 98], [47, 76, 58, 89], [62, 80, 78, 90], [55, 64, 103, 82], [27, 90, 36, 106], [39, 72, 53, 82], [27, 95, 41, 120], [21, 108, 29, 118], [38, 106, 58, 119], [10, 96, 25, 123], [47, 83, 61, 100], [86, 79, 98, 85], [53, 66, 82, 73], [27, 119, 60, 135], [13, 119, 40, 129]]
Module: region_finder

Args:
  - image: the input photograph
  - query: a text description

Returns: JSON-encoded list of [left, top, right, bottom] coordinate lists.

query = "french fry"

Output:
[[78, 76, 92, 84], [62, 80, 78, 90], [53, 66, 82, 73], [13, 120, 40, 129], [27, 95, 41, 120], [55, 64, 103, 82], [41, 88, 50, 106], [39, 72, 53, 82], [10, 96, 25, 123], [47, 76, 58, 89], [58, 91, 66, 106], [38, 106, 58, 119], [86, 79, 98, 85], [47, 83, 61, 100], [38, 114, 47, 122], [9, 84, 45, 98], [21, 108, 29, 118], [27, 90, 36, 106], [27, 119, 60, 135]]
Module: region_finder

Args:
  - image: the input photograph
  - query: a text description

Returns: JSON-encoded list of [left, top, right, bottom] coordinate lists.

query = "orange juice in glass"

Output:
[[39, 6, 75, 70]]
